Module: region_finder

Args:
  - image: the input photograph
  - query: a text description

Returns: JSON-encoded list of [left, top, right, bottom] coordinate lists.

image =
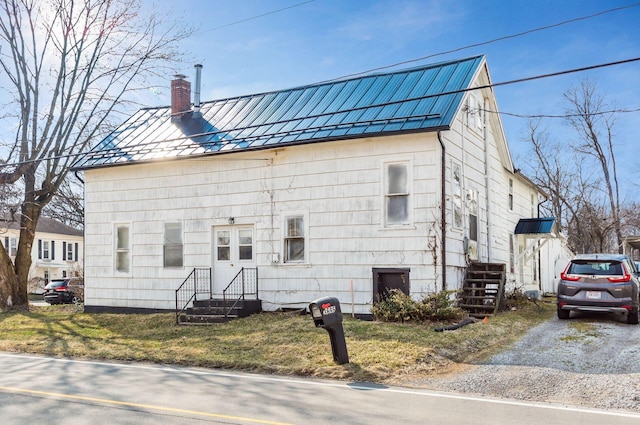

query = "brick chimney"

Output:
[[171, 74, 191, 122]]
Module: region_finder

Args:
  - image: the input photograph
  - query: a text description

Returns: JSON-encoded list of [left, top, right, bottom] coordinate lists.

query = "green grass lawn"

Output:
[[0, 300, 555, 385]]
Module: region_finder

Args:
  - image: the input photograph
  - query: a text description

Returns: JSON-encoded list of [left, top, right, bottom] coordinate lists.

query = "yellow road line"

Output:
[[0, 385, 293, 425]]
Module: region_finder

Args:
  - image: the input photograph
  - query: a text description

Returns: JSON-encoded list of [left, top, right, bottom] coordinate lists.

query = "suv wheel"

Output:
[[627, 308, 639, 325], [557, 308, 570, 320]]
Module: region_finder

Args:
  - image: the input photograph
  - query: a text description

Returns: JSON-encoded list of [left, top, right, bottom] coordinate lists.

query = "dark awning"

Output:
[[514, 217, 555, 235]]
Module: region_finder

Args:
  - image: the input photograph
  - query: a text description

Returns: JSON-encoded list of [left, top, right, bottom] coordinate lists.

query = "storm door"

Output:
[[212, 226, 255, 294]]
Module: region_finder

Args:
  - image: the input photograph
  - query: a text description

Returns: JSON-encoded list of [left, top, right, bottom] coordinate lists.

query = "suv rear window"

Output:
[[567, 261, 623, 276], [44, 280, 67, 289]]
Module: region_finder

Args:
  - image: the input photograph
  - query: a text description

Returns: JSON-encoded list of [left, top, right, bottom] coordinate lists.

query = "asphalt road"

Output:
[[0, 352, 639, 424]]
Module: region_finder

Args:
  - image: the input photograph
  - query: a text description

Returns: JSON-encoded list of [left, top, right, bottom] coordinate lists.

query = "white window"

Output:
[[115, 225, 130, 273], [467, 94, 483, 131], [238, 229, 253, 260], [508, 178, 514, 211], [164, 222, 183, 268], [452, 163, 463, 229], [509, 233, 515, 274], [9, 237, 17, 257], [217, 230, 231, 261], [530, 193, 535, 217], [66, 242, 74, 261], [284, 216, 305, 263], [385, 162, 410, 225], [43, 241, 50, 260], [468, 189, 478, 242]]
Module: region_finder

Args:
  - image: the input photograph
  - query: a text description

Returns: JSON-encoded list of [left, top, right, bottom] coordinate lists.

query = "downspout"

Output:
[[437, 130, 447, 291], [483, 97, 492, 262]]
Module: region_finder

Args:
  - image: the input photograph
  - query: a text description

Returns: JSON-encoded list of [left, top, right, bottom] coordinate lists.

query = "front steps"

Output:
[[178, 298, 262, 325]]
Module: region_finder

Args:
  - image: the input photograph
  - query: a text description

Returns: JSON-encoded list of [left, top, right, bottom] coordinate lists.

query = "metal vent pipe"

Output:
[[194, 64, 203, 114]]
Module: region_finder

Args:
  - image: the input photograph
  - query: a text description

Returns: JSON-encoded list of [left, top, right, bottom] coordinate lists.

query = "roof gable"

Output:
[[73, 56, 485, 170], [0, 214, 83, 237]]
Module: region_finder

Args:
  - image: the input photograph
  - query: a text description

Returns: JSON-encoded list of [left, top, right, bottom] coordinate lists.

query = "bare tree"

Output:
[[523, 119, 578, 233], [522, 116, 621, 254], [564, 80, 623, 253], [42, 175, 84, 229], [0, 0, 191, 308]]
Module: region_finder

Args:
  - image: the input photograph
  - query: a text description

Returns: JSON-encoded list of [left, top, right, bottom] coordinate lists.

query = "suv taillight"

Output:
[[560, 272, 581, 282], [608, 263, 631, 282]]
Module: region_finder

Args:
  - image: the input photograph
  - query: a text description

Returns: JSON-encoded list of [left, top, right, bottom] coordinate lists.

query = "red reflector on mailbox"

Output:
[[321, 303, 331, 309]]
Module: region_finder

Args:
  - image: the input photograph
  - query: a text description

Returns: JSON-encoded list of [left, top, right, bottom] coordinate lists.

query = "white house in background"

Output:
[[0, 214, 83, 291], [72, 55, 563, 316]]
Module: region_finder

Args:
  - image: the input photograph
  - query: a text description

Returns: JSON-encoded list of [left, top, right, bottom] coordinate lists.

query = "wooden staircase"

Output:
[[178, 298, 262, 325], [459, 262, 506, 318]]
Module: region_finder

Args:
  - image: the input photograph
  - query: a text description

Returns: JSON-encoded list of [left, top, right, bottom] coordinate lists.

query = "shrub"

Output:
[[371, 289, 466, 323]]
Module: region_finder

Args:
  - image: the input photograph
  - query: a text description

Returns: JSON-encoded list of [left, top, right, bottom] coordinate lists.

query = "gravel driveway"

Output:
[[416, 312, 640, 412]]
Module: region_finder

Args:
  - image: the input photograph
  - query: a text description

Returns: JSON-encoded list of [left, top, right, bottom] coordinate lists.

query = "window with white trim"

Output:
[[467, 94, 483, 131], [468, 189, 478, 242], [238, 229, 253, 260], [164, 222, 183, 267], [115, 225, 130, 273], [10, 237, 17, 257], [284, 216, 305, 263], [509, 233, 515, 274], [42, 241, 50, 260], [530, 193, 535, 217], [452, 163, 463, 229], [62, 242, 78, 261], [216, 230, 230, 261], [508, 178, 514, 211], [384, 162, 410, 226]]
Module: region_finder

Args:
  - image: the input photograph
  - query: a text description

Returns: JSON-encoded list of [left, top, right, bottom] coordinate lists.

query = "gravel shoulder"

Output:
[[413, 312, 640, 412]]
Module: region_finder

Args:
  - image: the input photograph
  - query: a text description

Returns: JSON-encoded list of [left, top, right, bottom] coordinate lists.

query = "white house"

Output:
[[0, 214, 83, 291], [73, 55, 563, 316]]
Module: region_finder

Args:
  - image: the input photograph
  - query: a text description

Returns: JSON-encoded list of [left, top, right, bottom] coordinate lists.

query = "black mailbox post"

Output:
[[309, 297, 349, 365]]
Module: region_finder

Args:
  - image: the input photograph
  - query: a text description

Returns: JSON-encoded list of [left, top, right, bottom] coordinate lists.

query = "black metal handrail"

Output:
[[175, 268, 212, 324], [222, 268, 258, 319]]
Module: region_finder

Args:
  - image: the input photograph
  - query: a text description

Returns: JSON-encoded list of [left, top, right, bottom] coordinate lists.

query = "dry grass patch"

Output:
[[0, 299, 555, 384]]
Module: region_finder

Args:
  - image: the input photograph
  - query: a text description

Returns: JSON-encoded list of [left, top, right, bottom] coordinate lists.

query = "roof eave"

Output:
[[72, 125, 451, 172]]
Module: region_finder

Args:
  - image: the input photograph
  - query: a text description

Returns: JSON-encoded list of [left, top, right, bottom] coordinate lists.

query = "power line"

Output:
[[318, 2, 640, 84], [3, 56, 639, 170], [201, 0, 315, 33], [485, 107, 640, 120]]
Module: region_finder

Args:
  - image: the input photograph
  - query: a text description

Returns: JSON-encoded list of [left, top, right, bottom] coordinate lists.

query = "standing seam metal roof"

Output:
[[72, 55, 484, 170]]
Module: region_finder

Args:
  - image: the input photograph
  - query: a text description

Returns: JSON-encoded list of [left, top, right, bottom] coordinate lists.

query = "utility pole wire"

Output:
[[1, 56, 639, 170], [201, 0, 315, 33], [319, 1, 640, 83]]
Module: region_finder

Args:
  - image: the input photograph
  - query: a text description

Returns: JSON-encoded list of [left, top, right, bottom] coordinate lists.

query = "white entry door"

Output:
[[212, 226, 255, 294]]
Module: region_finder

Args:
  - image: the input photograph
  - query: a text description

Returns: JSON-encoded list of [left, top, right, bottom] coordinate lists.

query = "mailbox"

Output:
[[309, 297, 349, 365]]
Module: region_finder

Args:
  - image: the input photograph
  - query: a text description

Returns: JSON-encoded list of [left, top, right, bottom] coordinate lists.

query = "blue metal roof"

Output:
[[73, 55, 484, 170], [514, 218, 556, 235]]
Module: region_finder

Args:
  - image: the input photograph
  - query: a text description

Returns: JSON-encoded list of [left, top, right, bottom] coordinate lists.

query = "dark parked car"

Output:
[[43, 278, 84, 305], [557, 254, 640, 324]]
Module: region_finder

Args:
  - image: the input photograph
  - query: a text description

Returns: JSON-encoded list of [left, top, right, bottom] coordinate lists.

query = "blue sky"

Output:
[[149, 0, 640, 194]]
